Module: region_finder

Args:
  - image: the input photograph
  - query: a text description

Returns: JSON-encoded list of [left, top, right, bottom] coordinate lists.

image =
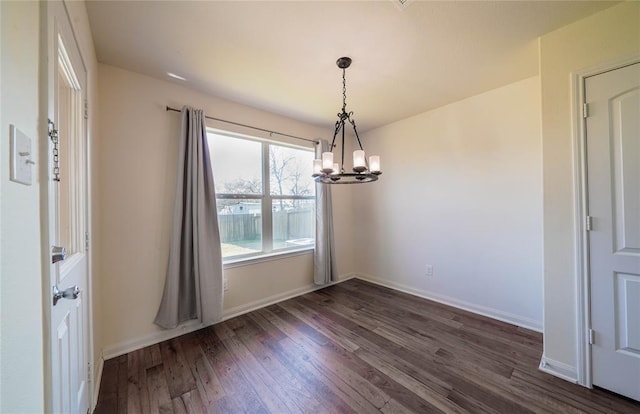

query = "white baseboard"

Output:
[[102, 318, 206, 360], [96, 272, 549, 404], [91, 356, 104, 412], [539, 356, 578, 383], [354, 273, 543, 333], [101, 273, 356, 360], [101, 272, 542, 362], [221, 273, 355, 321]]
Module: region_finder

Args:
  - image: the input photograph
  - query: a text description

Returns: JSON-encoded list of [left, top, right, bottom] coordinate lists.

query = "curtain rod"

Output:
[[166, 106, 318, 144]]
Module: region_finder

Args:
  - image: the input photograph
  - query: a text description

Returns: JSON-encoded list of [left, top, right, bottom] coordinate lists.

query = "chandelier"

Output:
[[313, 57, 381, 184]]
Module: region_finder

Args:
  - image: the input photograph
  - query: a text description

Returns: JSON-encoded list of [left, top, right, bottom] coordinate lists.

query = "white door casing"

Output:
[[44, 1, 90, 412], [587, 62, 640, 401]]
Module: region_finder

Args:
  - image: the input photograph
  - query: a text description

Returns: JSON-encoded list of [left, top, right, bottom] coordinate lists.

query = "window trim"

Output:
[[223, 247, 313, 269], [208, 128, 315, 264]]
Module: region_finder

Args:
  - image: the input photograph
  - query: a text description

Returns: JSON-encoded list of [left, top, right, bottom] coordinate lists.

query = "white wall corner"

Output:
[[539, 356, 579, 384], [101, 273, 356, 360], [354, 273, 543, 333]]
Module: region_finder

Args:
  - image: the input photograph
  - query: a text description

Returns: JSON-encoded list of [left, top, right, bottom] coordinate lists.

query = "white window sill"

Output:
[[223, 247, 314, 269]]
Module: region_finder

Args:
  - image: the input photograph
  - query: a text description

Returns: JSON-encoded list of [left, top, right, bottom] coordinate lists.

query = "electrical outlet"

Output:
[[425, 264, 434, 276], [223, 276, 229, 291]]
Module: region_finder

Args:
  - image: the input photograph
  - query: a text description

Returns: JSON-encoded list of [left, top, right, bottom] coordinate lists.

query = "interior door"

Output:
[[45, 1, 90, 412], [587, 62, 640, 401]]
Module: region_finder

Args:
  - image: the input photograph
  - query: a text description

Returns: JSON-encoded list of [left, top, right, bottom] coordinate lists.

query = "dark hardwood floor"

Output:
[[95, 279, 640, 413]]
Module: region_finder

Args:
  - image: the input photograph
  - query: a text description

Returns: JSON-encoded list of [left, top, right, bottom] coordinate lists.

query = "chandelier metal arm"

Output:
[[329, 119, 342, 153], [348, 116, 365, 151], [341, 115, 346, 172]]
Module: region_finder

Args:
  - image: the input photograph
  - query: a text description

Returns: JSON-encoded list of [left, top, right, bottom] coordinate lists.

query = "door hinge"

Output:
[[87, 361, 92, 382], [586, 215, 593, 231], [84, 99, 89, 120], [589, 329, 595, 345], [85, 232, 89, 251], [583, 103, 589, 118]]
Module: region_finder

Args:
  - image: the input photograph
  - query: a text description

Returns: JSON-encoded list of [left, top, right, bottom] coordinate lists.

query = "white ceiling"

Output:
[[86, 0, 617, 132]]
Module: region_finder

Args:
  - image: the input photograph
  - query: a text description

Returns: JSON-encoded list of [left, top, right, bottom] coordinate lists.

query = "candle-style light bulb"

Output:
[[353, 150, 366, 172], [369, 155, 381, 173], [329, 163, 341, 181], [322, 152, 334, 173], [313, 159, 322, 176]]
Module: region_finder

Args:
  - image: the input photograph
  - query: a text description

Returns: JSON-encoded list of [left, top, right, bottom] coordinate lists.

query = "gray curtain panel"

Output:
[[154, 106, 224, 329], [314, 139, 337, 285]]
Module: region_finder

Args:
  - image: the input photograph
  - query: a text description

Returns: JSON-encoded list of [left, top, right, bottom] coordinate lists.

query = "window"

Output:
[[208, 130, 315, 261]]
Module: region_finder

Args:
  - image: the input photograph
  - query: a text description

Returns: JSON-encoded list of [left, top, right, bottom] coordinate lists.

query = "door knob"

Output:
[[52, 246, 66, 264], [53, 285, 80, 306]]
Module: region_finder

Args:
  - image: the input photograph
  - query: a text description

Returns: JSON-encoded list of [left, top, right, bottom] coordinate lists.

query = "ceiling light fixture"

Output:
[[167, 72, 187, 81], [313, 57, 381, 184]]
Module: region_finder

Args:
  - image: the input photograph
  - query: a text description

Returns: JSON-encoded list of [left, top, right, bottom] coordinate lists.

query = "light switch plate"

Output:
[[10, 124, 33, 186]]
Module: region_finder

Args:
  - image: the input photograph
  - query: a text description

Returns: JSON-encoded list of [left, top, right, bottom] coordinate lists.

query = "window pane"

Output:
[[209, 133, 262, 194], [217, 199, 262, 257], [269, 145, 315, 196], [272, 199, 315, 250], [58, 68, 84, 256]]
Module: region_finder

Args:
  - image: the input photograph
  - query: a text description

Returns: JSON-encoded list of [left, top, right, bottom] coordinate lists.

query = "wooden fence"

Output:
[[218, 209, 313, 242]]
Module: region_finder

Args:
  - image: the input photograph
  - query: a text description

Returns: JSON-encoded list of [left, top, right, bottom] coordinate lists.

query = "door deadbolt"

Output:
[[52, 246, 66, 264]]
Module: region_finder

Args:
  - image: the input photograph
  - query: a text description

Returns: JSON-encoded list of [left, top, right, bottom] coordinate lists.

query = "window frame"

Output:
[[208, 128, 316, 263]]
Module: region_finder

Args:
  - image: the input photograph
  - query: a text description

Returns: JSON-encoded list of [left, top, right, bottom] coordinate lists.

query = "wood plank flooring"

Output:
[[95, 279, 640, 413]]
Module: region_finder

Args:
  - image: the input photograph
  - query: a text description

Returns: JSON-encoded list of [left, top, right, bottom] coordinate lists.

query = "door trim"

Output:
[[571, 55, 640, 388]]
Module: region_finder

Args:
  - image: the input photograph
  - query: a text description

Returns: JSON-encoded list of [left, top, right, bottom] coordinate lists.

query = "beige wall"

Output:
[[0, 1, 44, 411], [97, 64, 355, 355], [354, 76, 543, 330], [540, 1, 640, 376]]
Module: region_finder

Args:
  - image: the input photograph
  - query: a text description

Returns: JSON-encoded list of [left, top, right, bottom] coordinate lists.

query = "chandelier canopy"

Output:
[[313, 57, 381, 184]]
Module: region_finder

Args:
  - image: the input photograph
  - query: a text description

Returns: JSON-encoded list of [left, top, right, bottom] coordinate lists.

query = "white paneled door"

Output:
[[45, 1, 90, 412], [587, 62, 640, 401]]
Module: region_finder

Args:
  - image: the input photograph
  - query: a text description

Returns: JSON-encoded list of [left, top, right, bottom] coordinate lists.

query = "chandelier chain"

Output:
[[342, 68, 347, 113]]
